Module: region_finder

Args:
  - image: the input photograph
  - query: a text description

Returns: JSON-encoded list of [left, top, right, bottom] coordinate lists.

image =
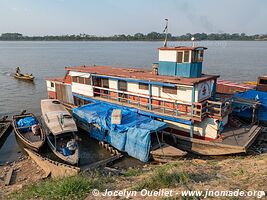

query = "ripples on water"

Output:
[[0, 41, 266, 163]]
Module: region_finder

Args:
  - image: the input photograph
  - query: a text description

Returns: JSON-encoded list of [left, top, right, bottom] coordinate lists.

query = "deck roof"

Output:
[[158, 46, 208, 51], [65, 65, 219, 86], [46, 77, 65, 83]]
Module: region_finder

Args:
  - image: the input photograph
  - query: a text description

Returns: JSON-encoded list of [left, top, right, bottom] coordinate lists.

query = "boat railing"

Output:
[[92, 86, 232, 121], [92, 87, 199, 120], [194, 99, 231, 120]]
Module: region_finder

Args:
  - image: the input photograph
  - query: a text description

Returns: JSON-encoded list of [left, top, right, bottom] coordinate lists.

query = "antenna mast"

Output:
[[163, 19, 168, 47]]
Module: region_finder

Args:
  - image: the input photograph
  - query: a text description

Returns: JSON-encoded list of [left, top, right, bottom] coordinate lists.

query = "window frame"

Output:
[[118, 80, 127, 91], [177, 51, 183, 63], [162, 86, 177, 95], [183, 50, 190, 63], [78, 77, 85, 84], [101, 78, 109, 88], [84, 77, 91, 85], [71, 76, 78, 83], [139, 82, 149, 90]]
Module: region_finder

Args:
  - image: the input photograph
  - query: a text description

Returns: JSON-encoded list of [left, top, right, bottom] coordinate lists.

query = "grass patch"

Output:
[[123, 167, 143, 177], [10, 171, 113, 200], [133, 163, 191, 191]]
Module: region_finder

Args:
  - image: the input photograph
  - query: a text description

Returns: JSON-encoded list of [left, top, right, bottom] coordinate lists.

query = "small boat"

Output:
[[41, 99, 79, 165], [24, 148, 80, 178], [0, 116, 12, 140], [12, 112, 45, 152], [14, 73, 34, 81]]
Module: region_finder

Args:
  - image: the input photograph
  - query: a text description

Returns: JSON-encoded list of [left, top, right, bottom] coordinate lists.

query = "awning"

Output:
[[69, 71, 90, 78]]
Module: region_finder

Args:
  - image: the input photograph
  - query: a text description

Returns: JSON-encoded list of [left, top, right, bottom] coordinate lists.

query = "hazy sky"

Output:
[[0, 0, 266, 36]]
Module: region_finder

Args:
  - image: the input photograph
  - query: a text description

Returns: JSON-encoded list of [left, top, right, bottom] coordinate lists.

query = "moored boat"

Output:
[[0, 116, 12, 141], [44, 26, 264, 156], [41, 99, 79, 165], [12, 112, 45, 152]]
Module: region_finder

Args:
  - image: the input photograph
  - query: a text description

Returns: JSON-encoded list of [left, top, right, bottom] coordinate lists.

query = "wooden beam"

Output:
[[81, 154, 122, 171], [5, 168, 13, 186]]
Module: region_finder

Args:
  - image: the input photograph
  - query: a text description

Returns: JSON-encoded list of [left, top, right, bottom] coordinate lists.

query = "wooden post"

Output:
[[148, 81, 152, 110], [190, 85, 195, 138], [252, 105, 256, 124], [176, 102, 178, 116], [5, 168, 13, 186]]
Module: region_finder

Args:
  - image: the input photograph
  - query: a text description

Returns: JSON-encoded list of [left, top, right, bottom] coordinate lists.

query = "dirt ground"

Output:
[[86, 153, 267, 200], [0, 155, 44, 199], [1, 152, 266, 200]]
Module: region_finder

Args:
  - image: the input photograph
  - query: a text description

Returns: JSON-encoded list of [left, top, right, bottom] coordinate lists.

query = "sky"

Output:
[[0, 0, 266, 36]]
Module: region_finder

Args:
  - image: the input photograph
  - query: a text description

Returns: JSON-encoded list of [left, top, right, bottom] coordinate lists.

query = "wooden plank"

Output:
[[82, 154, 122, 171], [5, 168, 13, 186]]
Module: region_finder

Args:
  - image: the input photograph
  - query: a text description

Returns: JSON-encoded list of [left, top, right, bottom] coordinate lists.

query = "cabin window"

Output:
[[118, 80, 127, 91], [78, 77, 85, 84], [191, 51, 197, 62], [259, 79, 267, 84], [177, 52, 183, 63], [197, 50, 204, 62], [183, 51, 190, 63], [92, 77, 101, 86], [50, 82, 54, 88], [84, 77, 91, 85], [72, 76, 78, 83], [139, 83, 149, 90], [162, 86, 177, 95], [101, 78, 109, 88]]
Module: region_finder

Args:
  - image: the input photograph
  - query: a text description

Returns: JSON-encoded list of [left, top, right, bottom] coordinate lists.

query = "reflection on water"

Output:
[[0, 131, 22, 164]]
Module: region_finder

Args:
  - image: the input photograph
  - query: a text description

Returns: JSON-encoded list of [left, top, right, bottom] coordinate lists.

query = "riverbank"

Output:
[[1, 152, 266, 199]]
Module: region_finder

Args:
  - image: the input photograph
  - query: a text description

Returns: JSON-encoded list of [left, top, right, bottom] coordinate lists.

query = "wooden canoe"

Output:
[[0, 116, 12, 140], [14, 73, 34, 81], [12, 113, 45, 152], [24, 148, 80, 178]]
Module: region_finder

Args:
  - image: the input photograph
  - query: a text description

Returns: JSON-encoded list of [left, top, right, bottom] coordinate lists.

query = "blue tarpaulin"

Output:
[[233, 90, 267, 122], [73, 102, 167, 162], [17, 116, 37, 132]]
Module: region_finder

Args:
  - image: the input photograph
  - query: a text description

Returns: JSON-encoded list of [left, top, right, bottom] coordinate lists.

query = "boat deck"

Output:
[[218, 125, 262, 147], [23, 131, 41, 142], [163, 124, 262, 155]]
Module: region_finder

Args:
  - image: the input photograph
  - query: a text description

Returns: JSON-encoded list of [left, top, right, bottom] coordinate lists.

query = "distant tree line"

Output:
[[0, 32, 267, 41]]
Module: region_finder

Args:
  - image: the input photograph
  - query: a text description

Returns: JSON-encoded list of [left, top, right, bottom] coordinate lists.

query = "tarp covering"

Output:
[[233, 90, 267, 122], [17, 116, 37, 132], [73, 102, 167, 162]]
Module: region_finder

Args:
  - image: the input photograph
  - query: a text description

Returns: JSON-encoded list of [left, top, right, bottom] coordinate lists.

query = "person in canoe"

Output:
[[14, 67, 35, 81], [16, 66, 21, 75]]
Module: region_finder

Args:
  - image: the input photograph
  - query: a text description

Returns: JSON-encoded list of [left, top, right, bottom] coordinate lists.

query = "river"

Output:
[[0, 40, 266, 164]]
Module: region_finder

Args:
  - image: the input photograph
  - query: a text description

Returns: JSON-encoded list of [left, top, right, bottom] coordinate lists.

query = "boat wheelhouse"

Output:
[[45, 45, 262, 155]]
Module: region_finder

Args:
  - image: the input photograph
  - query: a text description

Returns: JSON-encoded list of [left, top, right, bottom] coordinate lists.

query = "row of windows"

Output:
[[138, 83, 177, 95], [176, 50, 204, 63], [71, 76, 177, 95], [72, 76, 91, 85]]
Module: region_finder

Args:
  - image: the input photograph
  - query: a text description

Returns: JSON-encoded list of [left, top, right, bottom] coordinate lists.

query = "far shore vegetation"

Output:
[[1, 32, 267, 41]]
